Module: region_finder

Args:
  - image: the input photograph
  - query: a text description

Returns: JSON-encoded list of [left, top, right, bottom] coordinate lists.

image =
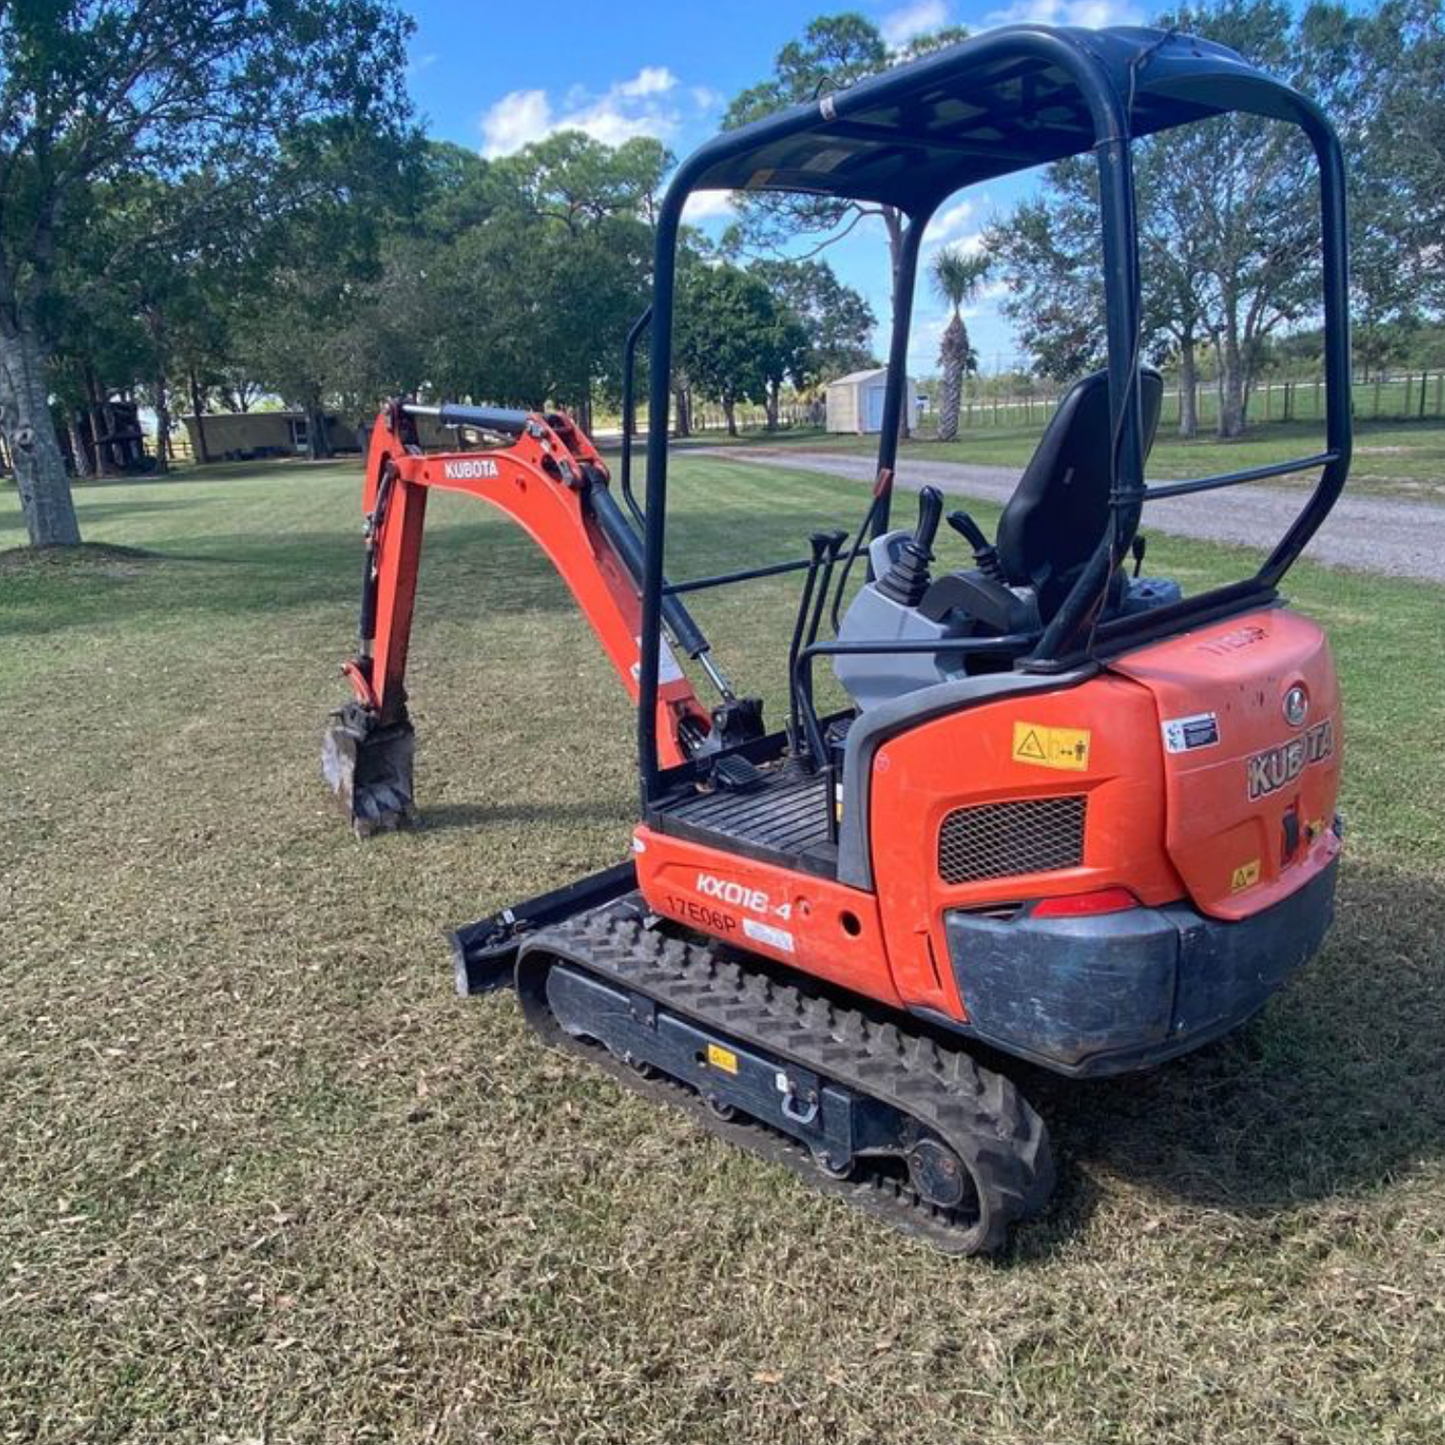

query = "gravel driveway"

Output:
[[699, 446, 1445, 585]]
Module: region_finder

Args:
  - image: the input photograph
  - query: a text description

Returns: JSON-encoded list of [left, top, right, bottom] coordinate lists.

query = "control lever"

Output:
[[913, 484, 943, 554], [876, 486, 944, 607], [1131, 533, 1147, 578], [947, 508, 1007, 584]]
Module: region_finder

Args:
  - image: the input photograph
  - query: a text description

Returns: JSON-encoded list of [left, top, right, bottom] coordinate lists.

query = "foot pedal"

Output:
[[710, 753, 767, 793]]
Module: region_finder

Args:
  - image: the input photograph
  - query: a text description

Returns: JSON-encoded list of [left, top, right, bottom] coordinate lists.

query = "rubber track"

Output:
[[515, 896, 1054, 1255]]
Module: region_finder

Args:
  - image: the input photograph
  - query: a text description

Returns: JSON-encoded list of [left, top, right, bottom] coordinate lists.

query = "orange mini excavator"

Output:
[[323, 25, 1351, 1253]]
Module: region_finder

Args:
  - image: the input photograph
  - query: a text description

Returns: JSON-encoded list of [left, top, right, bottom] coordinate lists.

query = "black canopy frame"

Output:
[[635, 23, 1351, 804]]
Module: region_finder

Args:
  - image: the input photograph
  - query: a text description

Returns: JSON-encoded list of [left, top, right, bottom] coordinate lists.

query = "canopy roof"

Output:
[[681, 25, 1321, 216]]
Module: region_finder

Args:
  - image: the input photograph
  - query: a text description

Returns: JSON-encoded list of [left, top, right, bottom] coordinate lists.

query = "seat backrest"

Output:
[[995, 367, 1163, 614]]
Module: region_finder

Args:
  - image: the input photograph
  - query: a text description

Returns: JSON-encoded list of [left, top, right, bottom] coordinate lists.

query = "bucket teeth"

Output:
[[322, 701, 417, 837]]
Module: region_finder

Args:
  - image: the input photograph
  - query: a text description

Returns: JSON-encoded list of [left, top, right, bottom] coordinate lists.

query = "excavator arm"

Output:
[[323, 400, 725, 835]]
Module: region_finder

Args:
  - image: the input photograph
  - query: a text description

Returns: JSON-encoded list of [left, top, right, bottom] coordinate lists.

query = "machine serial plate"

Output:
[[1162, 711, 1220, 753]]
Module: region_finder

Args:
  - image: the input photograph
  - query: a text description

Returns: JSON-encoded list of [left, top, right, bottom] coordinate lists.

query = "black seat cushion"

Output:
[[995, 367, 1163, 618]]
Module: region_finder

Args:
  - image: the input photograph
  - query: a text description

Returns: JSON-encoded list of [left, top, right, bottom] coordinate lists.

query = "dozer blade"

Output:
[[322, 701, 417, 837]]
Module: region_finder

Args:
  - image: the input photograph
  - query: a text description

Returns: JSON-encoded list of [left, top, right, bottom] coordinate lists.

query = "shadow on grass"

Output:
[[76, 457, 361, 489], [1026, 859, 1445, 1226], [0, 498, 205, 538]]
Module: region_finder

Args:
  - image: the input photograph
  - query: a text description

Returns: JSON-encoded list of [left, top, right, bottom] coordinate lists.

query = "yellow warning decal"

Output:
[[1012, 722, 1092, 772], [705, 1042, 739, 1075], [1231, 859, 1262, 892]]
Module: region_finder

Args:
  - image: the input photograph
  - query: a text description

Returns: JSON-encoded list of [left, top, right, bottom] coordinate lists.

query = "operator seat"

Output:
[[834, 367, 1168, 712], [995, 366, 1164, 618]]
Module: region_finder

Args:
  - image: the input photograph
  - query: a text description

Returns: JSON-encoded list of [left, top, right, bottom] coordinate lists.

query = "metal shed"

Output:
[[825, 367, 919, 434]]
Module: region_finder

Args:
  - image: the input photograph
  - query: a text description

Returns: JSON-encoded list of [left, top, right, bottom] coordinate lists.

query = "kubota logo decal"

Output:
[[1247, 720, 1334, 801], [442, 458, 499, 480]]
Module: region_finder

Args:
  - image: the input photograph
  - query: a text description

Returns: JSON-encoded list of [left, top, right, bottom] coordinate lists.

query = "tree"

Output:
[[1150, 2, 1319, 437], [759, 305, 812, 430], [1297, 0, 1445, 369], [722, 16, 891, 260], [486, 134, 669, 429], [677, 264, 785, 436], [51, 172, 259, 473], [750, 257, 876, 383], [0, 0, 414, 546], [722, 15, 967, 437], [928, 246, 990, 441], [1134, 145, 1212, 437], [401, 133, 666, 431], [987, 173, 1105, 384], [992, 0, 1325, 438], [233, 123, 425, 459]]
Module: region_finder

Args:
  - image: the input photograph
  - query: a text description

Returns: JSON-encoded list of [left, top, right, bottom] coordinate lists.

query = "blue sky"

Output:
[[402, 0, 1145, 376]]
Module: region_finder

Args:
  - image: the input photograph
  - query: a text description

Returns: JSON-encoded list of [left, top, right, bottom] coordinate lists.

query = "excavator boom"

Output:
[[323, 400, 719, 834]]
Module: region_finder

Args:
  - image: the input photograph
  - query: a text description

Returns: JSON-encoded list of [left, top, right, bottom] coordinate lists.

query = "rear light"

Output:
[[1031, 887, 1139, 918]]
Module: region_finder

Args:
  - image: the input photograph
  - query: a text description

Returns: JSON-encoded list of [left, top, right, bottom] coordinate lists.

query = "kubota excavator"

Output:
[[323, 24, 1351, 1253]]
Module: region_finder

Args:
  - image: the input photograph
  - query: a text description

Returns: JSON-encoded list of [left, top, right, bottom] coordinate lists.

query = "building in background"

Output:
[[824, 367, 920, 434], [180, 411, 360, 461]]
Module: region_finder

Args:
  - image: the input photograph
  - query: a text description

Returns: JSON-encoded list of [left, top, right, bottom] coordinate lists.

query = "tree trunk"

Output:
[[69, 418, 92, 479], [1217, 308, 1246, 440], [306, 402, 332, 461], [765, 379, 780, 431], [937, 311, 967, 443], [1178, 335, 1198, 440], [152, 372, 170, 474], [723, 398, 738, 437], [0, 315, 81, 545], [188, 366, 211, 464], [673, 384, 691, 438], [82, 365, 115, 478], [93, 405, 116, 475]]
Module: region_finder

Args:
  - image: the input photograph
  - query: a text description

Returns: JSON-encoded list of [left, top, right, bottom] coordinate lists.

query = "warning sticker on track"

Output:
[[1012, 722, 1092, 772], [705, 1042, 739, 1075]]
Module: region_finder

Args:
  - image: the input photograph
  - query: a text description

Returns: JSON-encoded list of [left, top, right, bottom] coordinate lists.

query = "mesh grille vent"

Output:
[[938, 796, 1086, 885]]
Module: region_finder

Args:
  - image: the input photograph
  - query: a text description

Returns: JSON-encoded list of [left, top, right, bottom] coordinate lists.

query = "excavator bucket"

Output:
[[322, 702, 417, 837]]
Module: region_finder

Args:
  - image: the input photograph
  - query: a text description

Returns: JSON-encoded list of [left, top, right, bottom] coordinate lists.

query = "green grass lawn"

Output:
[[701, 413, 1445, 498], [3, 458, 1444, 1443]]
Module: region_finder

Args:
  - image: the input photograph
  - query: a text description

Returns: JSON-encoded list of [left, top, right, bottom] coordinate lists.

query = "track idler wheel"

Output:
[[906, 1136, 972, 1211], [322, 700, 417, 837]]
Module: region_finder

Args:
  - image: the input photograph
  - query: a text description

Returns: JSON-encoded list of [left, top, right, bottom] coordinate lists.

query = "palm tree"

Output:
[[929, 246, 991, 442]]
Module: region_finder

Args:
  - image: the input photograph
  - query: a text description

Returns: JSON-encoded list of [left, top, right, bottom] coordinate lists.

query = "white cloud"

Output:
[[480, 67, 684, 158], [921, 197, 990, 255], [926, 199, 975, 243], [618, 66, 677, 99], [881, 0, 951, 47], [480, 89, 552, 157], [984, 0, 1143, 29], [682, 190, 736, 223]]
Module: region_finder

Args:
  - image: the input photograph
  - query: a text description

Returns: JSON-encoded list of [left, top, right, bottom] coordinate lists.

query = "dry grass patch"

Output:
[[2, 462, 1444, 1444]]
